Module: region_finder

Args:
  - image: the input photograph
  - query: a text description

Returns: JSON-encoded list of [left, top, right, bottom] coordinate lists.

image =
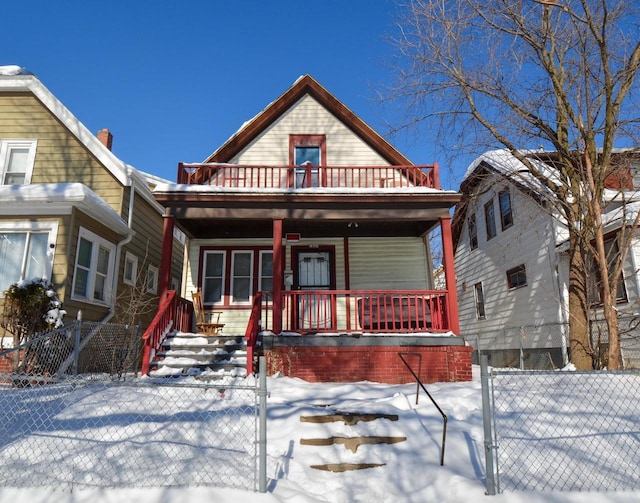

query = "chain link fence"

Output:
[[470, 313, 640, 370], [480, 357, 640, 494], [0, 321, 267, 492]]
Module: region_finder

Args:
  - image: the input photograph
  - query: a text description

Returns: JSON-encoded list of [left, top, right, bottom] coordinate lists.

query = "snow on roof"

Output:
[[152, 183, 456, 196], [0, 65, 32, 76], [0, 183, 130, 235]]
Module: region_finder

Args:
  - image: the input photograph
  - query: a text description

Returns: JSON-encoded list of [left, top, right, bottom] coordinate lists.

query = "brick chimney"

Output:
[[97, 128, 113, 151]]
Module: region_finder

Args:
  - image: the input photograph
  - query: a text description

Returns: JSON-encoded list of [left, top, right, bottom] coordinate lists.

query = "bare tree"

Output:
[[388, 0, 640, 369]]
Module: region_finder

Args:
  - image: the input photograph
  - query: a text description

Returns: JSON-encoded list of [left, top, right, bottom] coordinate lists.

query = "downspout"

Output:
[[101, 167, 136, 323]]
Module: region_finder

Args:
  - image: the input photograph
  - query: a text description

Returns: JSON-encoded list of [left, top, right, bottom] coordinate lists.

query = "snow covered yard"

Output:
[[0, 367, 638, 502]]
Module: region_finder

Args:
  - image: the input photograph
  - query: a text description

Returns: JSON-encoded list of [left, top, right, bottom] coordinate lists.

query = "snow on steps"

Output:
[[148, 331, 247, 380]]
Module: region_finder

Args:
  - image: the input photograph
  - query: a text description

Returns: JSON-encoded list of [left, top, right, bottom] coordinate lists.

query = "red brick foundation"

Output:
[[265, 344, 473, 384]]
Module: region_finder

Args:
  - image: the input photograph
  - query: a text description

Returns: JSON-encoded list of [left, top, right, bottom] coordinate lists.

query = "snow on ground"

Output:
[[0, 366, 638, 503]]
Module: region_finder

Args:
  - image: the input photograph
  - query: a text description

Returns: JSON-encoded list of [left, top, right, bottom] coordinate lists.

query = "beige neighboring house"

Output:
[[0, 66, 184, 335]]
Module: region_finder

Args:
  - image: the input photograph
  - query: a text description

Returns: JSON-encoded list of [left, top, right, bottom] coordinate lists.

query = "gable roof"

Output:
[[0, 66, 165, 214], [204, 75, 413, 165]]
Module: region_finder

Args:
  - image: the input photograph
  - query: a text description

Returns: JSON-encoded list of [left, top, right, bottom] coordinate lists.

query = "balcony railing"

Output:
[[177, 163, 440, 190], [259, 290, 451, 334]]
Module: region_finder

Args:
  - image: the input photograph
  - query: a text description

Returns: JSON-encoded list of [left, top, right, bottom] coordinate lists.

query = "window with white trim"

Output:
[[146, 265, 158, 294], [468, 213, 478, 250], [259, 251, 273, 292], [71, 227, 116, 304], [231, 250, 253, 304], [484, 199, 497, 240], [0, 222, 58, 294], [499, 189, 513, 230], [202, 250, 225, 304], [123, 252, 138, 286], [0, 139, 37, 185]]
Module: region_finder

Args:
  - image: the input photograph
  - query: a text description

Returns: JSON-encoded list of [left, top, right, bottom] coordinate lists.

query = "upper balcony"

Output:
[[177, 163, 441, 190]]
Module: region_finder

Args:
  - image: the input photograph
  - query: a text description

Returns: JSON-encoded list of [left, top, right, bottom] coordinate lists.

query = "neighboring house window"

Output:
[[506, 264, 527, 289], [231, 251, 253, 304], [468, 214, 478, 250], [259, 251, 273, 292], [474, 283, 486, 320], [589, 237, 628, 305], [290, 134, 326, 188], [146, 265, 158, 294], [72, 227, 116, 304], [631, 161, 640, 188], [499, 189, 513, 230], [202, 250, 225, 304], [484, 199, 497, 240], [0, 222, 57, 294], [123, 252, 138, 286], [0, 139, 37, 185]]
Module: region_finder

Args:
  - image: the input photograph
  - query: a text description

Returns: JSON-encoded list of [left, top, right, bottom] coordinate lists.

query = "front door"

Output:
[[296, 250, 333, 330]]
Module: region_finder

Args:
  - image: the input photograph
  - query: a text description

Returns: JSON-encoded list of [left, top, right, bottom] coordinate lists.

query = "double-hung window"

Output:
[[506, 264, 527, 289], [499, 189, 513, 230], [202, 250, 225, 305], [71, 228, 115, 304], [468, 214, 478, 250], [231, 251, 253, 304], [0, 222, 57, 294], [259, 251, 273, 293], [290, 134, 326, 188], [484, 199, 497, 240], [0, 139, 37, 185], [474, 283, 486, 320]]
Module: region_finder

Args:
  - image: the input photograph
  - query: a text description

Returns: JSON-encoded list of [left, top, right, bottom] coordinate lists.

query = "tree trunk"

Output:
[[567, 234, 593, 370]]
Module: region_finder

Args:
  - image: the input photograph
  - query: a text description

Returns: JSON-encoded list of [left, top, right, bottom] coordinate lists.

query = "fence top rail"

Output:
[[491, 369, 640, 376], [0, 320, 79, 358]]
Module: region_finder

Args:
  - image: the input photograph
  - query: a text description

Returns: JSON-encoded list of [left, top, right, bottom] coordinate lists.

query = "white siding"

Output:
[[231, 95, 389, 166], [455, 174, 564, 351]]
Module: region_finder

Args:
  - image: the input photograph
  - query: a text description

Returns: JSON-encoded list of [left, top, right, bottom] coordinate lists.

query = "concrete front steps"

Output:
[[148, 331, 247, 380]]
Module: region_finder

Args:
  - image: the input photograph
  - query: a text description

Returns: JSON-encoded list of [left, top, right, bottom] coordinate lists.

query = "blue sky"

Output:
[[2, 0, 462, 189]]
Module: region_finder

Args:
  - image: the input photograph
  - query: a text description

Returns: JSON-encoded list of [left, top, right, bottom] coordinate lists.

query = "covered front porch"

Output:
[[147, 163, 469, 382]]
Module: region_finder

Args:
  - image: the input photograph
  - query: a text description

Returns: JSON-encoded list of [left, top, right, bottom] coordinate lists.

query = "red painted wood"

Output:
[[440, 216, 460, 334], [157, 215, 175, 300], [272, 219, 283, 334]]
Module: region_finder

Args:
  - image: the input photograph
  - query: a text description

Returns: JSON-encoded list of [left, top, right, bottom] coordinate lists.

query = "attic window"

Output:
[[289, 134, 326, 188], [0, 139, 37, 185]]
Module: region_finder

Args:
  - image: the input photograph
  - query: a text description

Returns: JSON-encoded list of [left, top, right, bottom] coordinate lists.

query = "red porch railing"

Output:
[[244, 292, 262, 375], [141, 290, 193, 375], [177, 163, 440, 190], [276, 290, 450, 334]]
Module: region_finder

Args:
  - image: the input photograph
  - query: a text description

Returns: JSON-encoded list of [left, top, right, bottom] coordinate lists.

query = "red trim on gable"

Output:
[[204, 75, 413, 166]]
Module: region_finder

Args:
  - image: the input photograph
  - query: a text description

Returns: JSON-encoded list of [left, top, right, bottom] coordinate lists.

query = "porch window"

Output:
[[0, 139, 37, 185], [506, 264, 527, 289], [474, 282, 486, 320], [0, 223, 55, 294], [499, 189, 513, 230], [71, 227, 115, 304], [202, 251, 225, 304], [259, 251, 273, 292], [231, 251, 253, 304], [468, 213, 478, 250], [484, 199, 496, 240]]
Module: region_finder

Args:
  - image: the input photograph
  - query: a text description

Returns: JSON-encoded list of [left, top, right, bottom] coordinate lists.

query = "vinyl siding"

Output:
[[0, 94, 124, 213], [230, 95, 389, 166]]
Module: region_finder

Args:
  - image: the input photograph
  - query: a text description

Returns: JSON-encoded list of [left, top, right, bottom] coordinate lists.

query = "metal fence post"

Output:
[[73, 311, 82, 376], [258, 355, 267, 493], [480, 355, 497, 495]]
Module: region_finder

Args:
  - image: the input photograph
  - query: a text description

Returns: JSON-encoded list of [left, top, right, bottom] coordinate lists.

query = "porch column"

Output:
[[440, 216, 460, 334], [273, 219, 284, 334], [157, 213, 175, 302]]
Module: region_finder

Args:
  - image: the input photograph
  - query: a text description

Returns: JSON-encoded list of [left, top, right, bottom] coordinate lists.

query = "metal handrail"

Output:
[[398, 351, 448, 466]]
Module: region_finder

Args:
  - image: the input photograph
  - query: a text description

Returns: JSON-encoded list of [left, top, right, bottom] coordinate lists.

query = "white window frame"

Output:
[[258, 250, 274, 293], [71, 227, 116, 305], [230, 250, 253, 305], [0, 221, 58, 297], [202, 250, 226, 305], [0, 139, 37, 185], [474, 282, 486, 320], [146, 265, 158, 294], [123, 251, 138, 286]]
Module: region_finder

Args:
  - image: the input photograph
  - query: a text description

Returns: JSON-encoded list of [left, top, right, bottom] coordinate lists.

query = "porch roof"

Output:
[[153, 184, 460, 239]]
